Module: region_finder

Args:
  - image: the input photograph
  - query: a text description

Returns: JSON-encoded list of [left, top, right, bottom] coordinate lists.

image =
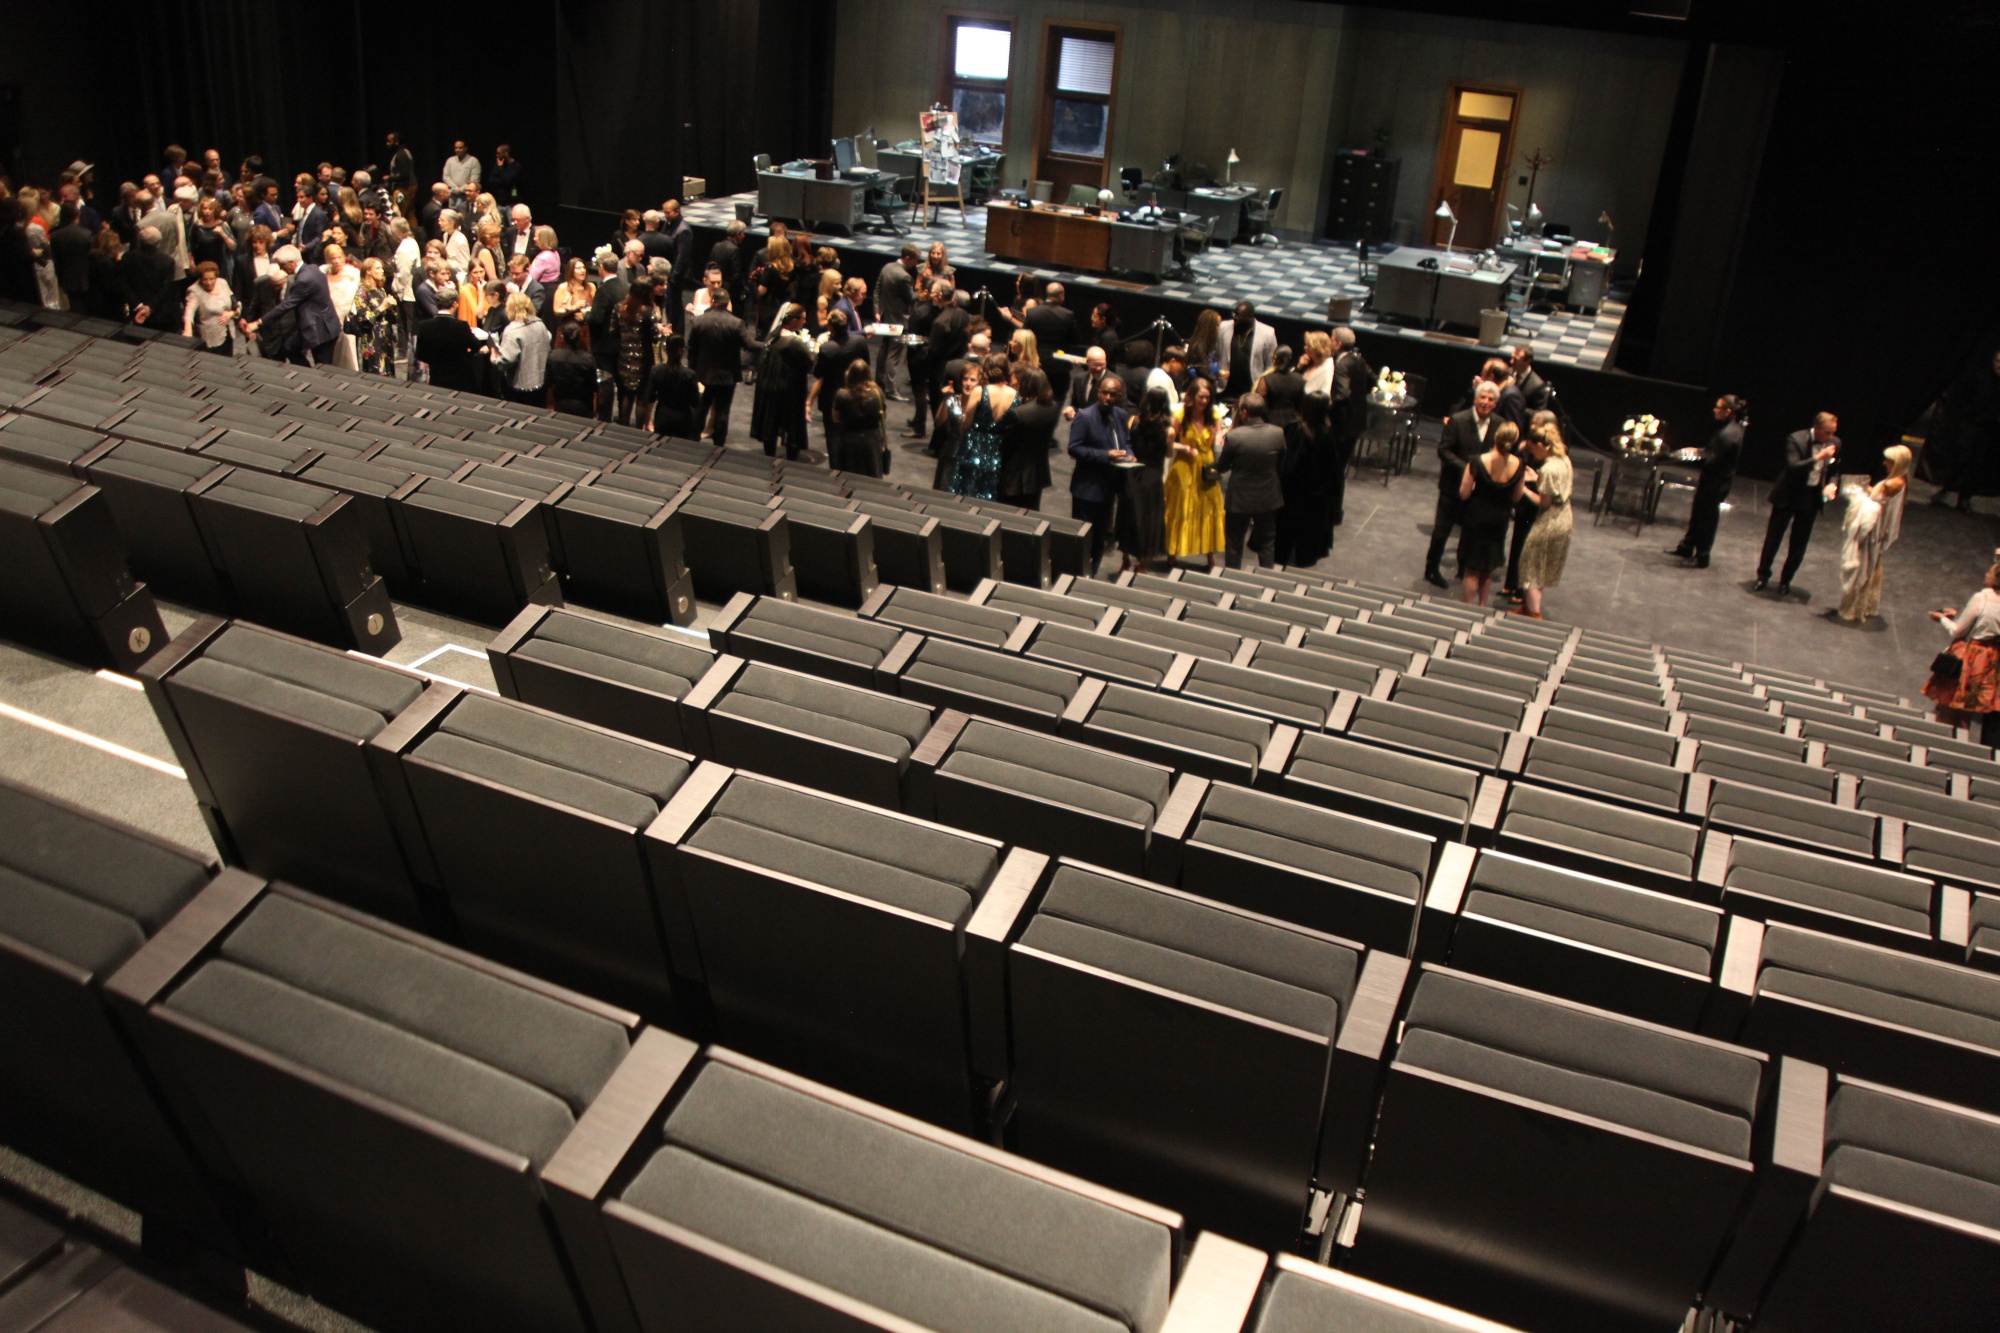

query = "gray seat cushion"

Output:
[[743, 599, 903, 665], [1026, 624, 1174, 687], [1253, 1269, 1472, 1333], [0, 784, 210, 939], [1113, 612, 1238, 663], [986, 586, 1105, 631], [219, 894, 628, 1110], [206, 625, 424, 718], [945, 721, 1169, 825], [440, 695, 688, 803], [1684, 716, 1810, 762], [1399, 970, 1759, 1156], [1863, 782, 2000, 841], [664, 1062, 1171, 1331], [1821, 1082, 2000, 1229], [166, 961, 578, 1167], [621, 1147, 1124, 1333], [178, 657, 386, 740], [1182, 660, 1333, 728], [532, 613, 713, 688], [1090, 685, 1270, 770], [1466, 852, 1719, 975], [1523, 738, 1683, 811], [1694, 745, 1837, 802], [1025, 865, 1356, 1034], [1247, 642, 1379, 695], [875, 588, 1017, 647], [1191, 783, 1430, 902], [1395, 677, 1525, 732], [1724, 839, 1932, 935], [718, 663, 932, 760], [908, 639, 1079, 717], [1904, 823, 2000, 891], [1503, 785, 1698, 879], [1758, 925, 2000, 1052], [1349, 698, 1507, 769], [1707, 781, 1875, 857], [1537, 707, 1678, 764], [1289, 732, 1479, 822]]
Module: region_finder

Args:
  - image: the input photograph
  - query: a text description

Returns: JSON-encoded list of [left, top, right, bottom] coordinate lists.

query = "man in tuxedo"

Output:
[[257, 246, 341, 366], [1062, 346, 1110, 421], [586, 247, 628, 421], [1066, 375, 1132, 575], [416, 312, 487, 394], [1215, 301, 1277, 402], [1329, 327, 1373, 526], [1510, 345, 1550, 413], [1756, 411, 1840, 595], [1425, 380, 1500, 587], [688, 291, 763, 445], [708, 220, 749, 321], [1024, 281, 1079, 400], [659, 199, 695, 333], [924, 279, 971, 425], [501, 204, 535, 265], [119, 227, 178, 330], [1216, 394, 1287, 568], [1669, 395, 1747, 569], [873, 245, 920, 400]]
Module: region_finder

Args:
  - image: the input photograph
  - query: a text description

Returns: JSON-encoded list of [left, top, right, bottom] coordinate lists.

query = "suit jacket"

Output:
[[662, 220, 695, 289], [501, 222, 535, 265], [875, 259, 917, 323], [118, 247, 178, 327], [295, 205, 329, 260], [1216, 421, 1286, 513], [137, 207, 188, 278], [1697, 420, 1744, 498], [1330, 348, 1373, 439], [587, 275, 629, 365], [709, 238, 746, 308], [269, 263, 341, 347], [1215, 318, 1277, 393], [638, 229, 672, 261], [415, 278, 455, 320], [1023, 302, 1078, 358], [1771, 429, 1837, 510], [687, 308, 761, 387], [1437, 408, 1496, 494], [495, 319, 553, 393], [1518, 368, 1550, 413], [928, 306, 971, 371], [1064, 370, 1109, 415], [1494, 383, 1529, 431], [416, 315, 485, 394], [418, 200, 445, 244], [1067, 403, 1130, 503], [51, 223, 94, 295]]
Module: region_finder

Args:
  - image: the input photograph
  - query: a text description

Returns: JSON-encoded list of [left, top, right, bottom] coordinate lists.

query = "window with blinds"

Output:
[[1056, 36, 1116, 96]]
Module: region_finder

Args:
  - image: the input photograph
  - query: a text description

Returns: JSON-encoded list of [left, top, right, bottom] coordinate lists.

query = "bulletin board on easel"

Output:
[[919, 106, 967, 223]]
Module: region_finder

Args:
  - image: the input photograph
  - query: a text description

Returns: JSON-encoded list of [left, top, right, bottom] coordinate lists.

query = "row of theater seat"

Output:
[[121, 610, 2000, 1327], [5, 767, 1998, 1333]]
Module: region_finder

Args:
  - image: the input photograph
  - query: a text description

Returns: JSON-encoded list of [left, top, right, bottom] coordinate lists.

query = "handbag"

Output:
[[1199, 464, 1220, 488], [1930, 648, 1964, 682]]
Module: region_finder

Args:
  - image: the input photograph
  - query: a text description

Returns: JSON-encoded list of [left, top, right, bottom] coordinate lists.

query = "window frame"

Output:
[[1035, 20, 1121, 183], [940, 12, 1015, 153]]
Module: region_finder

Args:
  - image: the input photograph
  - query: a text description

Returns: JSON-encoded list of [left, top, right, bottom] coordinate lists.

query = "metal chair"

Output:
[[863, 174, 913, 236], [1244, 187, 1284, 245], [1171, 213, 1215, 281]]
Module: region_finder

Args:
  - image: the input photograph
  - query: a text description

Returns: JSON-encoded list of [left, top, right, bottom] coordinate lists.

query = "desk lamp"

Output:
[[1226, 149, 1240, 185], [1435, 199, 1458, 257]]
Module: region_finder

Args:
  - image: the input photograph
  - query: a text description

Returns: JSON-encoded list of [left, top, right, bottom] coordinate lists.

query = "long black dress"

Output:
[[831, 386, 887, 477], [645, 363, 701, 438], [1116, 411, 1169, 563], [1457, 455, 1516, 577], [1275, 418, 1335, 567]]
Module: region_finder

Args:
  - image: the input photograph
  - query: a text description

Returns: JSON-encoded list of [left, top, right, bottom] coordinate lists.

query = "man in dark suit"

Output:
[[586, 247, 628, 422], [1485, 358, 1529, 431], [258, 246, 341, 366], [1510, 345, 1550, 414], [1670, 395, 1747, 568], [1424, 380, 1500, 587], [414, 263, 457, 320], [1024, 281, 1079, 399], [873, 245, 920, 401], [238, 265, 293, 358], [1066, 375, 1132, 576], [1329, 327, 1372, 526], [1756, 411, 1839, 595], [688, 291, 763, 445], [1062, 346, 1110, 421], [119, 226, 178, 330], [708, 220, 749, 321], [925, 279, 971, 424], [1216, 394, 1287, 569], [416, 313, 486, 394], [418, 184, 449, 245], [51, 203, 94, 311], [660, 199, 695, 333]]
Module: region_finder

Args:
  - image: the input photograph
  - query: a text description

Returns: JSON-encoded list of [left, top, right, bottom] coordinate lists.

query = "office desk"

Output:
[[1155, 183, 1258, 244], [1371, 248, 1516, 330], [757, 171, 879, 231], [984, 205, 1177, 280]]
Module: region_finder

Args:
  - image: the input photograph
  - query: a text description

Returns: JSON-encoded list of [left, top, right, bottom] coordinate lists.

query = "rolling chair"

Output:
[[1064, 183, 1101, 208], [1171, 213, 1215, 281], [1244, 187, 1284, 246], [864, 175, 913, 236], [1530, 253, 1569, 313]]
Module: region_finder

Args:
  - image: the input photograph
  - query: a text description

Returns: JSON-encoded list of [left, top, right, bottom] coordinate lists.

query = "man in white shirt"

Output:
[[442, 142, 481, 213]]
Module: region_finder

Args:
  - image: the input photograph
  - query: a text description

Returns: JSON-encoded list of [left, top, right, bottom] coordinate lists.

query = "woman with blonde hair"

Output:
[[1837, 444, 1913, 622], [815, 268, 843, 327], [1299, 329, 1335, 397], [527, 225, 562, 287], [1010, 328, 1041, 369], [320, 241, 361, 370], [472, 217, 503, 276], [353, 257, 398, 375], [494, 291, 552, 406], [1515, 423, 1573, 619]]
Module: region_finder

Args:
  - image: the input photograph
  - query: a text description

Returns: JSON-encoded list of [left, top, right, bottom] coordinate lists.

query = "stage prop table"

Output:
[[1371, 248, 1516, 331]]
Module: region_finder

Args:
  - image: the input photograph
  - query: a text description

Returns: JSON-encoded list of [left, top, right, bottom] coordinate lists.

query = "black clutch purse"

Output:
[[1199, 464, 1220, 488], [1930, 648, 1964, 682]]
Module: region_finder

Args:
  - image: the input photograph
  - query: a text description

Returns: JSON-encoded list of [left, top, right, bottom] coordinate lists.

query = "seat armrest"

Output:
[[1697, 830, 1734, 890], [963, 847, 1048, 1086], [1158, 1234, 1266, 1333], [1704, 1058, 1827, 1320], [1701, 915, 1765, 1039], [900, 709, 971, 819], [1144, 773, 1212, 884], [1415, 842, 1477, 962], [1940, 885, 1972, 953], [1318, 951, 1411, 1194], [1684, 771, 1712, 820]]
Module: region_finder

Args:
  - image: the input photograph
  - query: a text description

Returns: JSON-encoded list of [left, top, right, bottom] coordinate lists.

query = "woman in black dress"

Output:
[[1256, 346, 1306, 429], [996, 365, 1058, 510], [751, 303, 815, 461], [644, 333, 701, 438], [1117, 386, 1172, 573], [1457, 419, 1529, 606], [1276, 391, 1337, 568], [613, 279, 660, 426], [830, 359, 888, 477]]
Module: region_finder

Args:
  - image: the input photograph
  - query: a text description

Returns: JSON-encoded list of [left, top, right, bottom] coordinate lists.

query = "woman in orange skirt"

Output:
[[1164, 376, 1228, 568], [1924, 558, 2000, 746]]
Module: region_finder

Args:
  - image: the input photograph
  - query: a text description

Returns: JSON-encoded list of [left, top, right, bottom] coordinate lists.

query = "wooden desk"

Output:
[[987, 204, 1110, 271]]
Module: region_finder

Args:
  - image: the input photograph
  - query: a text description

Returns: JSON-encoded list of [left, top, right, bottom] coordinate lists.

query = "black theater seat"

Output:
[[973, 578, 1112, 631], [1419, 848, 1726, 1029], [81, 440, 232, 608], [489, 605, 716, 750], [1497, 784, 1703, 895], [1345, 694, 1513, 771], [924, 507, 1004, 590], [0, 458, 165, 670], [1022, 620, 1180, 689], [1252, 1257, 1526, 1333], [389, 690, 693, 1016], [709, 592, 911, 689], [647, 772, 1019, 1128], [547, 482, 695, 625], [1705, 834, 1938, 956], [1240, 639, 1384, 697], [687, 657, 939, 810], [1178, 658, 1339, 728], [851, 500, 946, 592], [1273, 730, 1498, 841], [123, 881, 642, 1333], [906, 713, 1180, 874], [1509, 735, 1693, 815], [864, 583, 1023, 648], [1005, 860, 1404, 1246], [1350, 966, 1765, 1332], [143, 620, 432, 926], [395, 474, 562, 624], [1063, 680, 1284, 784], [676, 491, 797, 600], [1113, 609, 1241, 663], [1704, 778, 1879, 857]]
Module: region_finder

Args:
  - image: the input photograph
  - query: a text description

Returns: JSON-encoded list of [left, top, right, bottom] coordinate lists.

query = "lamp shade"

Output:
[[1227, 148, 1241, 165], [1434, 200, 1456, 220]]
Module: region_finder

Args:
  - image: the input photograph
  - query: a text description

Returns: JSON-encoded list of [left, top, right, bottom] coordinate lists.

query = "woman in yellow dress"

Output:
[[1164, 376, 1228, 567]]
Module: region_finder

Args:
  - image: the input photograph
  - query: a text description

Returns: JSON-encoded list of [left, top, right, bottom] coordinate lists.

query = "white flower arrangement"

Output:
[[1618, 414, 1663, 455], [1375, 368, 1407, 402]]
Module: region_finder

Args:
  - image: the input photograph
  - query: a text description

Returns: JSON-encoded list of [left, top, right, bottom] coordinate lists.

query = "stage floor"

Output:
[[688, 192, 1625, 372]]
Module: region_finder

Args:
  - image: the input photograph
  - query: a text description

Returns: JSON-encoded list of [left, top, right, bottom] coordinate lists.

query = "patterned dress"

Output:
[[354, 287, 398, 375], [1517, 455, 1574, 590], [949, 387, 1003, 499], [1164, 409, 1227, 558]]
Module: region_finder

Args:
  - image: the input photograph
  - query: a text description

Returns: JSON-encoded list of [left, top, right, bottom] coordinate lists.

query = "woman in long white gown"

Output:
[[1837, 444, 1911, 622], [321, 242, 362, 371]]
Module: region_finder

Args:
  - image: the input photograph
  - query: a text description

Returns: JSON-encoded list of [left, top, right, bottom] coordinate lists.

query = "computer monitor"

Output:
[[1121, 166, 1144, 192], [832, 137, 856, 173]]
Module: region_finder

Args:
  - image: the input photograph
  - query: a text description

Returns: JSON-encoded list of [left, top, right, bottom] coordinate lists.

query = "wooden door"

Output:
[[1034, 23, 1119, 202], [1426, 84, 1521, 251]]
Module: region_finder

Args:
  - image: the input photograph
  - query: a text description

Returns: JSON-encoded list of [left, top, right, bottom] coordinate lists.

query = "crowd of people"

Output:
[[2, 139, 1992, 733]]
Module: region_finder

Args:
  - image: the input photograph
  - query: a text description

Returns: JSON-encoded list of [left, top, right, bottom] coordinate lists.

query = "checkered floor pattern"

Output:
[[688, 192, 1625, 372]]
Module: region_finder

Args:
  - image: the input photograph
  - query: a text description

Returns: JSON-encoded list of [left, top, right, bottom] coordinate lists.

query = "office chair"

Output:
[[1244, 187, 1284, 246], [1065, 183, 1100, 208], [863, 175, 912, 236], [1171, 213, 1215, 281]]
